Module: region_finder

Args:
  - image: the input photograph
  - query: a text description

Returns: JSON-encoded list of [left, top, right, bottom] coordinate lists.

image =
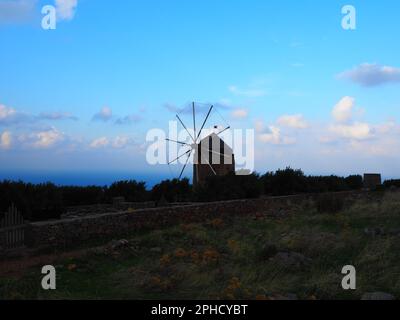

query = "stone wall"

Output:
[[25, 191, 369, 250]]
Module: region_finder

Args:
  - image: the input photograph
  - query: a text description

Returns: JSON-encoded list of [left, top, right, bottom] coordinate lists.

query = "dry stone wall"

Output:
[[25, 191, 369, 250]]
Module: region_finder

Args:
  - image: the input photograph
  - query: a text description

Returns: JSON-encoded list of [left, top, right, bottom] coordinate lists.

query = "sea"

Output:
[[0, 170, 178, 189]]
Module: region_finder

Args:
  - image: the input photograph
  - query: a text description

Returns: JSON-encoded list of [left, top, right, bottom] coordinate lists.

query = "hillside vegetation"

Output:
[[1, 191, 400, 300], [0, 168, 371, 221]]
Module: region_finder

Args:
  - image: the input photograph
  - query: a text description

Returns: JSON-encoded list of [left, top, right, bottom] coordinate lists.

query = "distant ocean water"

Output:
[[1, 170, 396, 189], [0, 171, 178, 188]]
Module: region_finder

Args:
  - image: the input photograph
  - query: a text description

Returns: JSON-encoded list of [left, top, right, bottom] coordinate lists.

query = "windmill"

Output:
[[166, 102, 233, 183]]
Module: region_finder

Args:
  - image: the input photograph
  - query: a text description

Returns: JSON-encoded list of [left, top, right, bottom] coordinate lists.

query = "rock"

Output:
[[253, 212, 265, 220], [109, 239, 129, 250], [67, 264, 77, 271], [388, 228, 400, 236], [274, 251, 312, 268], [267, 293, 298, 300], [281, 293, 298, 300], [364, 227, 385, 237], [150, 247, 162, 253], [260, 242, 278, 259], [271, 293, 298, 300], [361, 292, 395, 300], [89, 247, 105, 255]]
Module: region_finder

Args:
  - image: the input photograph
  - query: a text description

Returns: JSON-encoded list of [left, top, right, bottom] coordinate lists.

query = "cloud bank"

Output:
[[92, 107, 113, 122], [0, 0, 36, 24], [55, 0, 78, 21], [339, 63, 400, 87]]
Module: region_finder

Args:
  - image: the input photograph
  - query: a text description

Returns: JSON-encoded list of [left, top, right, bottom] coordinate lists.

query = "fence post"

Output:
[[0, 204, 25, 250]]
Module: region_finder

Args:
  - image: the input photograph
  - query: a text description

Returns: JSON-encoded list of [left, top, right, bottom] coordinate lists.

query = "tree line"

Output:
[[1, 168, 397, 222]]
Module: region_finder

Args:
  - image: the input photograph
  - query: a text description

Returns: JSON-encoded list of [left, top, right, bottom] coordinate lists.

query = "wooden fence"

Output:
[[0, 204, 25, 250]]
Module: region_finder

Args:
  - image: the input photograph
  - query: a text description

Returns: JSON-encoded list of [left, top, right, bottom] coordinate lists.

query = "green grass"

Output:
[[1, 191, 400, 300]]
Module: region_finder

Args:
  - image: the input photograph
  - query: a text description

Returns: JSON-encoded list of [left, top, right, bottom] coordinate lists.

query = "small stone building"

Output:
[[363, 173, 382, 190], [193, 133, 235, 185]]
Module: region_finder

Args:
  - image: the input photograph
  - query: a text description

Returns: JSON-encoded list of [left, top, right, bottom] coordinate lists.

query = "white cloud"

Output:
[[375, 121, 398, 134], [0, 104, 16, 121], [0, 0, 36, 24], [330, 122, 372, 140], [332, 96, 355, 123], [39, 111, 78, 121], [33, 127, 64, 148], [55, 0, 78, 20], [338, 63, 400, 87], [0, 131, 12, 149], [112, 136, 131, 149], [258, 126, 281, 144], [90, 137, 109, 149], [228, 85, 267, 98], [0, 103, 32, 125], [231, 108, 248, 119], [90, 136, 134, 149], [115, 114, 142, 125], [254, 120, 265, 133], [329, 97, 373, 140], [277, 114, 308, 129], [92, 107, 112, 122], [256, 122, 296, 145], [1, 104, 80, 125]]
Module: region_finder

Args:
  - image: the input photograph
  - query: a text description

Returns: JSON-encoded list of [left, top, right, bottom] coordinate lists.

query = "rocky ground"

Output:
[[1, 191, 399, 300]]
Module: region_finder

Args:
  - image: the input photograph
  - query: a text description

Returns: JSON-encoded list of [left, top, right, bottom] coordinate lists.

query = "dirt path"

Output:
[[0, 248, 92, 278]]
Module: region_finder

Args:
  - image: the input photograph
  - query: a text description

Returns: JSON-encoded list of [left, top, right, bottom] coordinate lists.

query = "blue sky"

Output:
[[0, 0, 400, 185]]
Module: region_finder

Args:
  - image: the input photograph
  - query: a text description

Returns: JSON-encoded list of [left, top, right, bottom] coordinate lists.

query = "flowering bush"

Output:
[[159, 254, 171, 266], [202, 248, 220, 263], [227, 239, 239, 253], [174, 248, 188, 258], [209, 218, 224, 228]]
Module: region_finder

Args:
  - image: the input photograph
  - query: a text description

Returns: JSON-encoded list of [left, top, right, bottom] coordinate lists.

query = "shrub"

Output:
[[106, 180, 148, 202], [0, 181, 63, 221], [262, 168, 306, 196], [345, 175, 363, 190], [60, 186, 105, 206], [384, 179, 400, 189], [315, 194, 345, 214], [261, 168, 362, 196], [194, 173, 262, 202], [151, 178, 192, 203]]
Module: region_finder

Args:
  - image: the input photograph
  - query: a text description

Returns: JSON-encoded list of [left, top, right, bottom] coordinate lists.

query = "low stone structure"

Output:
[[363, 173, 382, 190], [20, 191, 370, 251]]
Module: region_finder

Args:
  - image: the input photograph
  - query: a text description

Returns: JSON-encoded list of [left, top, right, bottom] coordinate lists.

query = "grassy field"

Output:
[[1, 191, 400, 300]]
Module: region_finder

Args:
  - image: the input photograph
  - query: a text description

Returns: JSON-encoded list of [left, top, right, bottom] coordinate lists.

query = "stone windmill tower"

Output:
[[166, 102, 235, 185]]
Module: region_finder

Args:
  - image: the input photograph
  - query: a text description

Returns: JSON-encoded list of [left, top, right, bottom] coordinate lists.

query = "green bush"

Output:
[[194, 173, 262, 202], [315, 194, 345, 214], [151, 178, 192, 203], [106, 180, 148, 202], [261, 168, 362, 196], [0, 181, 63, 221], [60, 186, 105, 206], [384, 179, 400, 189]]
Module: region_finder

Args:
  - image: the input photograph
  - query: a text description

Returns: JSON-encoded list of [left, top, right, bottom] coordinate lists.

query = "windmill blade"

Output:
[[192, 102, 196, 142], [216, 126, 231, 136], [176, 115, 195, 143], [168, 149, 191, 165], [166, 138, 191, 146], [201, 154, 217, 175], [178, 150, 192, 180], [196, 105, 213, 142]]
